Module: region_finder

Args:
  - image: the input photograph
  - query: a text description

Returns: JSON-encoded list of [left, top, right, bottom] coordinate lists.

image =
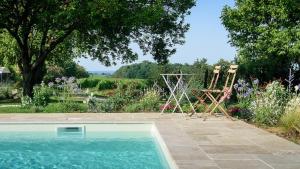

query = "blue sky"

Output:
[[77, 0, 236, 71]]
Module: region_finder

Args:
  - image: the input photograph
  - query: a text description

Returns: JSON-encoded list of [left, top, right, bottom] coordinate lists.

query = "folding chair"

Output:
[[190, 65, 221, 116], [203, 65, 238, 120]]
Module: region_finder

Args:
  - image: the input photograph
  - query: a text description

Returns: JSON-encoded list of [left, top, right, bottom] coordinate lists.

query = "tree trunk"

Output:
[[22, 69, 34, 97], [22, 64, 46, 97]]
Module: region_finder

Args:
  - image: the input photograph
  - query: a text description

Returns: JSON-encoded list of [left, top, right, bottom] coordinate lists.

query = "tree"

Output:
[[221, 0, 300, 82], [43, 61, 89, 83], [0, 0, 195, 96]]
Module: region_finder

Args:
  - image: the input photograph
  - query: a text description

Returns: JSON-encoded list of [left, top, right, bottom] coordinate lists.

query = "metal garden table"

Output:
[[160, 73, 196, 117]]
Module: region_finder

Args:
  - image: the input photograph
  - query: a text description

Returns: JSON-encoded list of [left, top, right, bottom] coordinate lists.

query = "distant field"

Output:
[[78, 76, 150, 90]]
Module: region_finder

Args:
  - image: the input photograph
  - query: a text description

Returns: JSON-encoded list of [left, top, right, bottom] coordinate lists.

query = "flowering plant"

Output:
[[48, 76, 81, 102], [86, 93, 98, 112], [233, 79, 259, 109], [250, 81, 288, 126]]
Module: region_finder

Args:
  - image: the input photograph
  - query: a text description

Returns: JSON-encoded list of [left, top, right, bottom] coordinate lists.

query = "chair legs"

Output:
[[202, 92, 233, 120]]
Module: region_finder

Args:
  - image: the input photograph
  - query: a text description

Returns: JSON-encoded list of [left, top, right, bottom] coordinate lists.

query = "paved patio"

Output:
[[0, 113, 299, 169]]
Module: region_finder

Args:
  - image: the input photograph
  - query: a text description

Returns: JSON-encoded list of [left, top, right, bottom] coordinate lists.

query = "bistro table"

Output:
[[160, 73, 196, 118]]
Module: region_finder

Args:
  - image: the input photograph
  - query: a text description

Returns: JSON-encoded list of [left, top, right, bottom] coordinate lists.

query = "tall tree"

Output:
[[221, 0, 300, 82], [0, 0, 195, 96]]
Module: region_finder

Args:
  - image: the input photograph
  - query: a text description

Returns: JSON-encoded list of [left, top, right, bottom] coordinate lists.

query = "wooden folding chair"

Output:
[[190, 66, 221, 116], [203, 65, 238, 120]]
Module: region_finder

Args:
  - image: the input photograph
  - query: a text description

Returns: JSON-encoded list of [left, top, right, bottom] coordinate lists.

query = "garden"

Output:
[[0, 0, 299, 144], [0, 62, 300, 144]]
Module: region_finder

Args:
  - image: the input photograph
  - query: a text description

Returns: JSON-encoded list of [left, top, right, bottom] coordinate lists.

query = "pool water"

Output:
[[0, 131, 171, 169]]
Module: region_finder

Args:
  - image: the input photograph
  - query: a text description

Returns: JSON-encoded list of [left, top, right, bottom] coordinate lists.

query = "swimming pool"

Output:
[[0, 123, 176, 169]]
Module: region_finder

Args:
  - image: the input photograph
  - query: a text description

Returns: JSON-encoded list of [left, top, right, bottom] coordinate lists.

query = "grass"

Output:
[[251, 122, 300, 145], [0, 106, 35, 113], [0, 102, 88, 113]]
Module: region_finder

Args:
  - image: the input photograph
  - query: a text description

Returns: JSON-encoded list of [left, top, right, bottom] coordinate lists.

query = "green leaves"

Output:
[[221, 0, 300, 81]]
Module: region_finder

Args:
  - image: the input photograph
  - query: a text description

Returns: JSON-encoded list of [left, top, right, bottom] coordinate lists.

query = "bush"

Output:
[[44, 102, 87, 113], [284, 96, 300, 115], [124, 103, 143, 112], [97, 80, 116, 90], [250, 81, 288, 126], [228, 105, 253, 121], [280, 96, 300, 135], [21, 95, 33, 108], [281, 108, 300, 136], [78, 76, 149, 90], [139, 90, 160, 111], [0, 84, 13, 100], [86, 93, 98, 112], [32, 83, 51, 107], [78, 78, 100, 88]]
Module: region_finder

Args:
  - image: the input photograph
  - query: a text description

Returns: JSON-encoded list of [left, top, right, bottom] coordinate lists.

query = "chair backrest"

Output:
[[223, 65, 238, 91], [208, 65, 221, 89]]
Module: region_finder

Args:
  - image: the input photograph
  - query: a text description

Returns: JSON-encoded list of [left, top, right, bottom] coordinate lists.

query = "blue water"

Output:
[[0, 131, 170, 169]]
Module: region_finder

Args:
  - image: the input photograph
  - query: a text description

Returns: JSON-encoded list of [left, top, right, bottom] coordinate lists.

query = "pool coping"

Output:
[[0, 113, 300, 169]]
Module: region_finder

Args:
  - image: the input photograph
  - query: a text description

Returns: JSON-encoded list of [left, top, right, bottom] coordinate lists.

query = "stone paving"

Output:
[[0, 113, 299, 169]]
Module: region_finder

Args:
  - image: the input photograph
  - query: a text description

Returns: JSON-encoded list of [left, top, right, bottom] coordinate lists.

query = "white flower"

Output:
[[295, 85, 299, 91]]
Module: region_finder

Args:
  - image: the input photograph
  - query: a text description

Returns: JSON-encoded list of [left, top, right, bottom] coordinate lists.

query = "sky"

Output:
[[76, 0, 237, 71]]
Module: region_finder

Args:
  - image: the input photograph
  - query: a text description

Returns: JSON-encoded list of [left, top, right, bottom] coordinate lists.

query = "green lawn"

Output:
[[0, 102, 88, 113]]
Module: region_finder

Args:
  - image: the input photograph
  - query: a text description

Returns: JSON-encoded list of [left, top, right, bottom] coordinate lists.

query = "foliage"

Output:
[[21, 96, 32, 108], [113, 61, 162, 80], [78, 76, 149, 90], [97, 83, 142, 112], [43, 61, 89, 83], [43, 102, 87, 113], [0, 84, 13, 100], [281, 104, 300, 136], [228, 105, 253, 121], [160, 103, 175, 113], [32, 82, 51, 107], [50, 77, 81, 102], [0, 106, 36, 113], [250, 81, 288, 125], [96, 80, 116, 90], [113, 59, 215, 90], [284, 96, 300, 115], [234, 79, 253, 108], [86, 93, 98, 113], [78, 78, 100, 89], [124, 103, 144, 113], [221, 0, 300, 82], [0, 0, 195, 96], [139, 90, 160, 111]]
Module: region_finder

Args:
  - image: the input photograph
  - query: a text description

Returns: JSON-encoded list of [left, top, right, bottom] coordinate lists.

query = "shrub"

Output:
[[96, 79, 116, 90], [0, 84, 13, 100], [284, 96, 300, 115], [32, 82, 51, 107], [280, 96, 300, 135], [139, 90, 160, 111], [228, 105, 253, 121], [78, 78, 100, 88], [78, 77, 149, 90], [86, 93, 98, 112], [21, 95, 33, 108], [281, 108, 300, 136], [160, 103, 175, 112], [124, 103, 143, 112], [44, 102, 87, 113], [97, 99, 115, 112], [250, 81, 288, 126], [49, 77, 81, 102]]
